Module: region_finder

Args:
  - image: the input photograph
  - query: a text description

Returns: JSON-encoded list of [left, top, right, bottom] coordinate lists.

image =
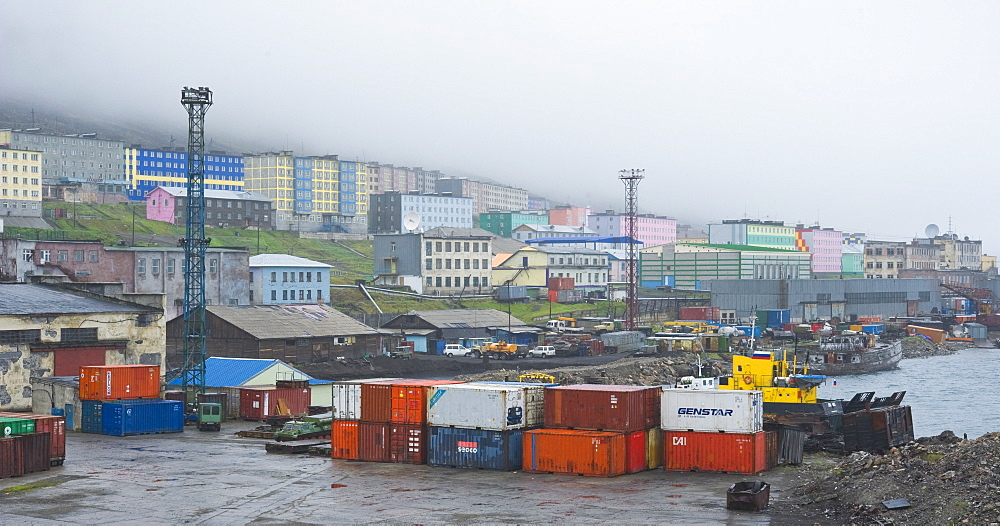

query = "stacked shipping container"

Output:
[[426, 382, 547, 471], [79, 365, 182, 436], [526, 385, 662, 476], [660, 388, 771, 475]]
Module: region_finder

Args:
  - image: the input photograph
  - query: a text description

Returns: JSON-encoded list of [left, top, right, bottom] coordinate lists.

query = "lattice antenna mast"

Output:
[[620, 169, 644, 331], [180, 87, 212, 396]]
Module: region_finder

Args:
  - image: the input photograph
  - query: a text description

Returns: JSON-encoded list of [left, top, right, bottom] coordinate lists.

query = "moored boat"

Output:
[[803, 333, 902, 375]]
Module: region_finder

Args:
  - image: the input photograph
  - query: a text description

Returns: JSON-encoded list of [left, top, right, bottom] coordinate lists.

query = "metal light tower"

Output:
[[180, 86, 212, 396], [619, 168, 644, 331]]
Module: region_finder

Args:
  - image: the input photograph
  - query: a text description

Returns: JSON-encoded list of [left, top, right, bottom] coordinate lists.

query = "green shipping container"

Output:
[[0, 417, 36, 437]]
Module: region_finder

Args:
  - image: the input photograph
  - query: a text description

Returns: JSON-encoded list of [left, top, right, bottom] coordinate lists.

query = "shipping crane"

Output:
[[179, 87, 212, 403]]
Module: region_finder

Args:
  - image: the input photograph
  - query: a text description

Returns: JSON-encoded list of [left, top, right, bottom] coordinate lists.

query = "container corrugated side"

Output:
[[664, 430, 768, 475], [98, 400, 184, 436], [81, 400, 104, 434], [17, 433, 51, 474], [360, 381, 397, 423], [0, 437, 25, 479], [0, 413, 66, 464], [523, 429, 626, 477], [544, 385, 660, 433], [79, 365, 160, 401], [389, 423, 428, 464], [0, 417, 36, 437], [625, 430, 647, 474], [390, 380, 465, 424], [427, 384, 544, 430], [358, 422, 390, 462], [332, 378, 401, 420], [331, 420, 359, 460], [660, 389, 763, 433], [427, 427, 523, 471]]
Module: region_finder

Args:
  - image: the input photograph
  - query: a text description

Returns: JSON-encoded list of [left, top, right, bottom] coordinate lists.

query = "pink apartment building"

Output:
[[796, 227, 844, 275], [587, 211, 677, 246]]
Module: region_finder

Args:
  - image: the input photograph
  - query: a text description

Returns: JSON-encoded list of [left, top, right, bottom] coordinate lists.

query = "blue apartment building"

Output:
[[248, 254, 332, 305], [124, 147, 244, 201]]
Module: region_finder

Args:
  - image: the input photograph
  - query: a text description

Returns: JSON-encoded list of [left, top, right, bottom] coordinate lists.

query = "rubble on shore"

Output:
[[901, 336, 963, 359], [455, 353, 728, 385], [793, 431, 1000, 524]]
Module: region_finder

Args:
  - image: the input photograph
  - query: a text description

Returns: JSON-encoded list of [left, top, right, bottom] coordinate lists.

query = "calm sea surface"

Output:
[[816, 347, 1000, 439]]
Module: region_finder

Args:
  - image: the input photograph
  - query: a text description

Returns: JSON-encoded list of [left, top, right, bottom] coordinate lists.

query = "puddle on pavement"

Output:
[[331, 484, 347, 488]]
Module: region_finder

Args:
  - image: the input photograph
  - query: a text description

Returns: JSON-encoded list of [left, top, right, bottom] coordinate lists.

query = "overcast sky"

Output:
[[3, 2, 998, 250]]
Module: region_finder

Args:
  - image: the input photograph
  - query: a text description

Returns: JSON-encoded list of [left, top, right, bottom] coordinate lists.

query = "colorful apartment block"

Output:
[[123, 147, 243, 200], [0, 147, 42, 217]]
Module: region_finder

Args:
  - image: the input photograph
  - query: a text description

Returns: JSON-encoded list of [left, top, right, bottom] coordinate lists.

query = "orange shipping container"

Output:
[[544, 385, 660, 433], [79, 365, 160, 401], [331, 421, 359, 460], [361, 379, 463, 424], [239, 387, 311, 420], [664, 430, 768, 475], [523, 429, 626, 477]]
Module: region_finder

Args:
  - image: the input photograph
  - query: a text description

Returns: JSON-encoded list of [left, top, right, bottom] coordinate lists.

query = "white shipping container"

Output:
[[660, 388, 763, 433], [427, 383, 546, 430], [330, 378, 401, 421]]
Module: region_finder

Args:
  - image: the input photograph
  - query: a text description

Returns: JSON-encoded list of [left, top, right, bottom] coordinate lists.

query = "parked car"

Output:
[[528, 345, 557, 358], [388, 346, 413, 359], [443, 344, 473, 357]]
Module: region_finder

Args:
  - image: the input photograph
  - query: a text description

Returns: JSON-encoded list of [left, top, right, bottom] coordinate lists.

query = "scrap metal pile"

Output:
[[795, 430, 1000, 524]]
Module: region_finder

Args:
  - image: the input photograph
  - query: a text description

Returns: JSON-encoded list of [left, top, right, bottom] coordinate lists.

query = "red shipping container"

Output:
[[544, 385, 660, 433], [17, 433, 51, 475], [358, 422, 391, 462], [239, 386, 311, 420], [0, 436, 25, 479], [361, 379, 463, 424], [523, 429, 626, 477], [548, 290, 558, 303], [79, 365, 160, 401], [331, 421, 359, 460], [0, 413, 65, 465], [664, 431, 768, 475], [625, 430, 647, 474], [390, 423, 427, 464]]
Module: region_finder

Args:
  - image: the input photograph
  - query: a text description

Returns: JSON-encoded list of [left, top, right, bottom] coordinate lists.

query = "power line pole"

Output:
[[180, 87, 212, 397], [619, 169, 644, 331]]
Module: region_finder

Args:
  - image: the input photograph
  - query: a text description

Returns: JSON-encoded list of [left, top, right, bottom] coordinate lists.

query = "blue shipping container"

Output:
[[861, 324, 885, 335], [82, 400, 184, 436], [427, 427, 523, 471], [767, 309, 791, 327], [735, 326, 762, 339]]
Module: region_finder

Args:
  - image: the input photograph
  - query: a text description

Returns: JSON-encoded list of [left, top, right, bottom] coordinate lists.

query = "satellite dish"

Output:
[[925, 224, 940, 238], [403, 212, 421, 232]]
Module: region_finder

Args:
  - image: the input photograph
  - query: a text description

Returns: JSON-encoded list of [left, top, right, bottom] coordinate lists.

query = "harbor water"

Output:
[[817, 347, 1000, 439]]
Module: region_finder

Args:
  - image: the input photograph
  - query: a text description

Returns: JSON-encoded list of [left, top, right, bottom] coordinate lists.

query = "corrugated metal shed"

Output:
[[709, 279, 941, 320], [382, 309, 533, 330], [207, 304, 377, 339], [0, 284, 148, 315]]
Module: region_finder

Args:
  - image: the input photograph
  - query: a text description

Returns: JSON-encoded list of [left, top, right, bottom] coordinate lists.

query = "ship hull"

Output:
[[802, 340, 902, 376]]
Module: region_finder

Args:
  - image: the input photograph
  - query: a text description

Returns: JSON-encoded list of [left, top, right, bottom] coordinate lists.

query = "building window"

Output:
[[425, 241, 433, 255], [22, 249, 33, 262], [74, 250, 84, 262], [209, 259, 218, 273], [167, 259, 176, 274], [282, 290, 288, 300], [89, 250, 99, 262], [152, 259, 161, 274], [299, 272, 304, 281], [272, 290, 277, 301], [299, 290, 305, 300], [40, 250, 51, 263], [436, 277, 442, 287], [0, 329, 41, 344], [271, 271, 277, 282], [317, 289, 322, 301], [137, 258, 146, 274], [57, 250, 68, 262], [426, 277, 433, 286], [61, 327, 98, 342], [445, 277, 452, 287]]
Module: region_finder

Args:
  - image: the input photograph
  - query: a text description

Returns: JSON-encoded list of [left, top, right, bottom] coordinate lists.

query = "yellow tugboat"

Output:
[[718, 347, 828, 416]]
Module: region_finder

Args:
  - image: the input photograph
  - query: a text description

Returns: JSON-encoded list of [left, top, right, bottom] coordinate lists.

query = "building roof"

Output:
[[522, 245, 608, 255], [0, 284, 148, 316], [151, 186, 270, 202], [166, 357, 312, 387], [527, 236, 639, 245], [515, 224, 596, 234], [422, 227, 494, 239], [388, 309, 532, 330], [249, 254, 332, 268], [679, 242, 805, 253], [207, 304, 376, 339], [491, 236, 527, 255]]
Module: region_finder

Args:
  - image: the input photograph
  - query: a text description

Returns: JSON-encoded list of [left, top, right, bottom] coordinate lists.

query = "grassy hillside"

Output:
[[25, 202, 374, 283]]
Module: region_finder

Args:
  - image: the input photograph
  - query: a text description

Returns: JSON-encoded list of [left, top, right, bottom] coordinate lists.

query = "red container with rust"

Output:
[[17, 433, 51, 474], [360, 379, 463, 424], [358, 422, 391, 462], [544, 384, 660, 433], [0, 413, 66, 465], [239, 386, 312, 420], [389, 423, 427, 464], [331, 420, 359, 460], [664, 430, 768, 475], [79, 365, 160, 401], [523, 428, 626, 477], [0, 436, 25, 478]]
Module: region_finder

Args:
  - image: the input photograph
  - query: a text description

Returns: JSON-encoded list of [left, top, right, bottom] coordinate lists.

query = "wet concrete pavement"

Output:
[[0, 423, 831, 525]]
